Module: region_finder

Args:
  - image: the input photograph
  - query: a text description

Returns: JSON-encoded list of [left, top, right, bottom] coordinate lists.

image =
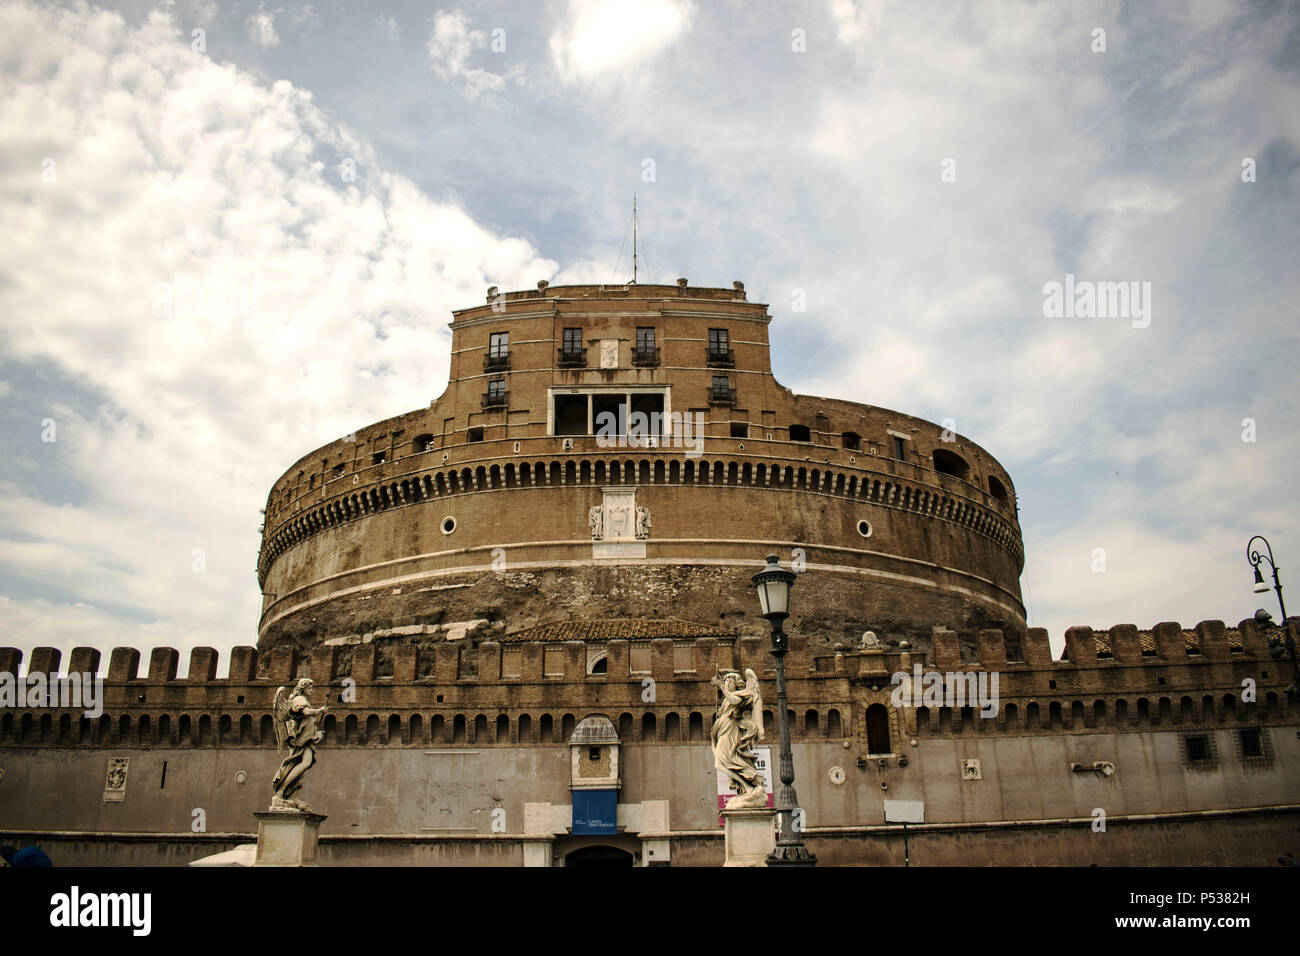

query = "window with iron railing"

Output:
[[707, 328, 733, 367], [484, 332, 509, 371], [558, 328, 585, 366], [708, 375, 736, 405], [634, 327, 659, 366], [482, 379, 508, 408]]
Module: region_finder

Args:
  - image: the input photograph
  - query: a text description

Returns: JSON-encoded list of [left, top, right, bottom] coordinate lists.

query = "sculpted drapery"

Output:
[[271, 678, 327, 812], [711, 668, 767, 809]]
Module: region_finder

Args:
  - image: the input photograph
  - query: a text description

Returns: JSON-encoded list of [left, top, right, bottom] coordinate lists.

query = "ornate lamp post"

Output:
[[751, 554, 816, 867], [1247, 536, 1298, 695], [1247, 535, 1287, 621]]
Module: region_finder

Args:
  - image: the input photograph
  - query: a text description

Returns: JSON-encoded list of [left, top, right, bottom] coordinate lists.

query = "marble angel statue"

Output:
[[271, 678, 328, 811], [710, 668, 767, 809]]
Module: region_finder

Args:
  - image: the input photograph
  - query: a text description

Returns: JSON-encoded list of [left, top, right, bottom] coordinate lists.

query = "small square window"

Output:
[[467, 427, 484, 443], [730, 422, 748, 438], [372, 451, 387, 465], [588, 746, 601, 761]]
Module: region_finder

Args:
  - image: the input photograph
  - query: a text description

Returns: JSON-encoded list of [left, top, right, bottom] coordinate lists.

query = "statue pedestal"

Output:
[[722, 807, 776, 867], [253, 810, 327, 867]]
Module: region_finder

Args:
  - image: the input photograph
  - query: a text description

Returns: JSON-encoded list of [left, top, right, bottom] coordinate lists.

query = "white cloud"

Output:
[[427, 10, 510, 98], [292, 4, 320, 30], [0, 2, 556, 661], [374, 14, 400, 41], [247, 4, 280, 48], [549, 0, 692, 83]]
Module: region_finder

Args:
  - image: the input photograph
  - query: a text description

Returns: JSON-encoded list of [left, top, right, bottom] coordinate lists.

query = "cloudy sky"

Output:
[[1, 0, 1297, 672]]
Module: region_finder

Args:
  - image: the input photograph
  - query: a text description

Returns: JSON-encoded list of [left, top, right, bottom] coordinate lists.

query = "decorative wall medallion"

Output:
[[961, 758, 982, 781], [827, 765, 846, 785]]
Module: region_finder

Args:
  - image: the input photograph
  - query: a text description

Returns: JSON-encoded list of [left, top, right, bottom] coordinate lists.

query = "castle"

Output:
[[1, 281, 1295, 866]]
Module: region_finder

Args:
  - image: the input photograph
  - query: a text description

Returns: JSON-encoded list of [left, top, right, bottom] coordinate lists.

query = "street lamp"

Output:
[[751, 554, 816, 867], [1247, 537, 1297, 695], [1247, 535, 1287, 621]]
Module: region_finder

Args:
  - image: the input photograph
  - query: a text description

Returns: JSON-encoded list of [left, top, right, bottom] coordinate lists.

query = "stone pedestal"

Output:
[[253, 810, 327, 867], [722, 807, 776, 867]]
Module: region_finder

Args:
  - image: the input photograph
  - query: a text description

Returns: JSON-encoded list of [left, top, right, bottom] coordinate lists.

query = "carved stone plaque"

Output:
[[104, 756, 129, 804], [599, 340, 619, 369], [592, 487, 645, 559]]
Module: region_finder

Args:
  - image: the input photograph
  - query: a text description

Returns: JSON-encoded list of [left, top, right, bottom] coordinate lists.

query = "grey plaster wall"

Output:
[[2, 724, 1296, 865]]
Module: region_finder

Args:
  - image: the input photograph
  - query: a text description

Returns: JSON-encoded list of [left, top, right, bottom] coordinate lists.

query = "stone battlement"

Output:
[[0, 618, 1286, 684], [1, 617, 1292, 752]]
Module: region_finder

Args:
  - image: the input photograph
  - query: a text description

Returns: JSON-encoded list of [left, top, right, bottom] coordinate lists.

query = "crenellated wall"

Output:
[[1, 618, 1292, 750], [2, 618, 1296, 866]]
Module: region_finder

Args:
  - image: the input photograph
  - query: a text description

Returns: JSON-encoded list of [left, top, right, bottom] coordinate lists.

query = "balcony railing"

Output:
[[708, 385, 737, 406], [483, 352, 510, 372], [706, 348, 735, 368], [632, 347, 661, 367], [557, 348, 586, 368], [481, 390, 509, 409]]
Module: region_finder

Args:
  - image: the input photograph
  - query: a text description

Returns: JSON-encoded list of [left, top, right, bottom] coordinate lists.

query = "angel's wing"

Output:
[[744, 669, 764, 740], [272, 686, 289, 749]]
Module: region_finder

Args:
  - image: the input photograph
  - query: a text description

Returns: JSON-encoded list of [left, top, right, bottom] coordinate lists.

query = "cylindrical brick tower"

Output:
[[257, 281, 1024, 662]]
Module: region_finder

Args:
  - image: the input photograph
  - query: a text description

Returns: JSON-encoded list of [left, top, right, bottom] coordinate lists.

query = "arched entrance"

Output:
[[563, 845, 635, 867], [553, 833, 643, 867]]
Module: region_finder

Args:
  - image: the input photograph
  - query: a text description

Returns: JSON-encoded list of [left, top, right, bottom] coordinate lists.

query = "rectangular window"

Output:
[[891, 435, 907, 459], [489, 332, 508, 357], [1186, 735, 1209, 762], [372, 451, 386, 465], [501, 647, 522, 678], [487, 378, 506, 400], [1239, 727, 1262, 758], [730, 421, 748, 438], [636, 327, 655, 350], [466, 427, 484, 443], [563, 328, 582, 352], [708, 329, 728, 351], [712, 375, 730, 390]]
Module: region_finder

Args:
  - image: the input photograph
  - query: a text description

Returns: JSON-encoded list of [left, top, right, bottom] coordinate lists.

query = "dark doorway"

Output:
[[865, 704, 891, 755], [564, 845, 635, 867]]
